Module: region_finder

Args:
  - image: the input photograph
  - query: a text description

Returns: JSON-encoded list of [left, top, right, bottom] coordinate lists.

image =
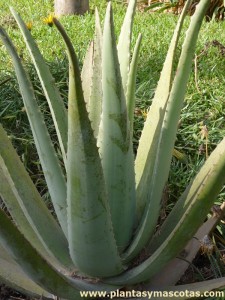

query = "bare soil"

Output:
[[0, 284, 31, 300]]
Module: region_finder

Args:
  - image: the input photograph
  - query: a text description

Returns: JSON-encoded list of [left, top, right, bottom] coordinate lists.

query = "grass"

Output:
[[0, 0, 225, 294]]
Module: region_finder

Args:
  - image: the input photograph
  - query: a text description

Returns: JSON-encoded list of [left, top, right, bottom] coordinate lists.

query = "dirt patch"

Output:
[[0, 284, 31, 300]]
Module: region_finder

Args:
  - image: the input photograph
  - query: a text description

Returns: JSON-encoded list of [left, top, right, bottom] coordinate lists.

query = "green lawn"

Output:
[[0, 0, 225, 284]]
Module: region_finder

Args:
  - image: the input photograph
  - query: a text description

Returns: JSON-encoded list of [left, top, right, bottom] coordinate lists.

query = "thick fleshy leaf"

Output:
[[81, 8, 103, 137], [124, 0, 207, 262], [97, 2, 136, 250], [10, 8, 68, 164], [104, 134, 225, 286], [0, 125, 72, 269], [148, 145, 225, 252], [0, 245, 53, 299], [147, 205, 225, 288], [0, 163, 60, 268], [126, 33, 142, 129], [0, 210, 120, 300], [0, 209, 81, 300], [117, 0, 136, 93], [53, 18, 123, 277], [81, 40, 93, 104], [0, 27, 68, 237]]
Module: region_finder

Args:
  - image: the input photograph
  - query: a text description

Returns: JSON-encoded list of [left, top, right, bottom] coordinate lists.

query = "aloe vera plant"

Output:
[[1, 0, 225, 299]]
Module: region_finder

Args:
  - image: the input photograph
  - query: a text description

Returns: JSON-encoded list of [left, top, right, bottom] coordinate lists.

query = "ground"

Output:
[[0, 284, 30, 300]]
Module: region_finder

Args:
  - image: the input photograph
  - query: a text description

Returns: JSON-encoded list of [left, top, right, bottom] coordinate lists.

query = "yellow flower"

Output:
[[26, 21, 32, 31], [134, 108, 149, 119], [43, 14, 55, 27], [141, 109, 148, 119]]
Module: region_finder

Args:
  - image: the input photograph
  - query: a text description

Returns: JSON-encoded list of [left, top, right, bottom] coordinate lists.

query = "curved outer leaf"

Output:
[[0, 210, 120, 300], [0, 245, 53, 299], [104, 135, 225, 285], [124, 0, 208, 262], [97, 2, 136, 250], [147, 206, 225, 288], [117, 0, 137, 93], [81, 8, 103, 138], [10, 8, 68, 164], [148, 147, 224, 252], [53, 18, 123, 277], [0, 27, 68, 238], [0, 164, 60, 268], [0, 125, 72, 269]]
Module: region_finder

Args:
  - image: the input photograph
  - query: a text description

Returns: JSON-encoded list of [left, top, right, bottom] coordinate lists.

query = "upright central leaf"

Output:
[[81, 9, 103, 138], [98, 3, 136, 251], [53, 19, 123, 277], [117, 0, 137, 94]]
